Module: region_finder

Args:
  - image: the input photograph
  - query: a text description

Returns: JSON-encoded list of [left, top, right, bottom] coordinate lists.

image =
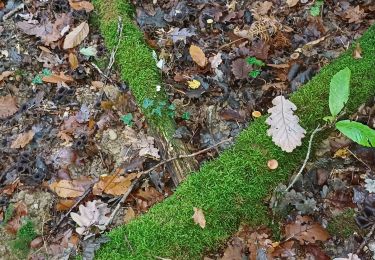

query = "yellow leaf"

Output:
[[333, 147, 349, 159], [68, 53, 79, 70], [188, 79, 201, 89], [93, 173, 138, 196], [63, 22, 89, 49], [189, 45, 207, 67]]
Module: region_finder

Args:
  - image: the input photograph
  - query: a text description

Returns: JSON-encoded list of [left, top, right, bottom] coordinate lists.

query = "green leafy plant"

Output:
[[32, 68, 52, 84], [310, 0, 324, 17], [1, 203, 14, 226], [120, 113, 133, 126], [246, 57, 265, 78], [142, 98, 176, 118], [181, 112, 191, 120], [326, 67, 375, 147]]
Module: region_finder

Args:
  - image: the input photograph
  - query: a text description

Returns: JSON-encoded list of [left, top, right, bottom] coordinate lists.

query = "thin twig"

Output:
[[106, 16, 123, 77], [219, 38, 248, 50], [357, 223, 375, 254], [105, 179, 140, 227], [104, 137, 233, 228], [50, 184, 94, 234], [2, 3, 24, 21], [348, 148, 372, 171], [141, 137, 232, 177], [286, 125, 324, 191]]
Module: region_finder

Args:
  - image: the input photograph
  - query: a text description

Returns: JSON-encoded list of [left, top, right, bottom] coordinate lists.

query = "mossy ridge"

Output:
[[93, 0, 375, 258], [92, 0, 175, 138]]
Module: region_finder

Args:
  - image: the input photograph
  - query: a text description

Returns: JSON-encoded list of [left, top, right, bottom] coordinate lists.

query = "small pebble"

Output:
[[108, 129, 117, 140]]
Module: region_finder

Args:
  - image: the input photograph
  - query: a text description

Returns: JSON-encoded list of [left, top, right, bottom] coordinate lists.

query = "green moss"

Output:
[[93, 0, 375, 257], [92, 0, 176, 139], [2, 203, 14, 225], [9, 219, 37, 258], [327, 209, 361, 239]]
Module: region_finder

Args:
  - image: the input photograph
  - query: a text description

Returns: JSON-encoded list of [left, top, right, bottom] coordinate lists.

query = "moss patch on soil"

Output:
[[327, 209, 362, 239], [93, 0, 375, 258]]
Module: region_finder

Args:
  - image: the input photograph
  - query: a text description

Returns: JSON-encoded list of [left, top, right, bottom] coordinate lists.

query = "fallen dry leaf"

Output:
[[56, 199, 76, 211], [221, 237, 245, 260], [345, 5, 366, 24], [49, 180, 85, 198], [231, 58, 252, 80], [124, 207, 136, 224], [192, 207, 206, 228], [69, 0, 94, 12], [286, 0, 299, 7], [63, 21, 89, 49], [266, 96, 306, 152], [42, 72, 74, 83], [254, 1, 273, 15], [0, 95, 18, 119], [0, 71, 14, 82], [189, 45, 207, 67], [93, 173, 138, 196], [69, 53, 79, 70], [11, 130, 35, 148], [284, 215, 329, 244], [353, 43, 362, 59]]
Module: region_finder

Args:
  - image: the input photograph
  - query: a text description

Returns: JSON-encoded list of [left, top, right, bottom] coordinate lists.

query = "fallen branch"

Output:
[[286, 125, 324, 191]]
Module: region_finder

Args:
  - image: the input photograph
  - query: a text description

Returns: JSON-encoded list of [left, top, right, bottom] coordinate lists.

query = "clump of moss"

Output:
[[9, 219, 37, 258], [1, 203, 14, 226], [327, 209, 361, 239]]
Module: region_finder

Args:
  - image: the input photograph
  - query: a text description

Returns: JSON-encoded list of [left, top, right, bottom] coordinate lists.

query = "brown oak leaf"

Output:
[[0, 95, 18, 119]]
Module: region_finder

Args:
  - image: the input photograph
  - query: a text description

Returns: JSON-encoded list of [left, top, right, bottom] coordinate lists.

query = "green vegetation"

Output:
[[310, 0, 324, 17], [327, 209, 361, 239], [1, 203, 14, 226], [93, 0, 375, 257], [246, 56, 265, 78], [120, 113, 133, 126], [9, 219, 37, 258]]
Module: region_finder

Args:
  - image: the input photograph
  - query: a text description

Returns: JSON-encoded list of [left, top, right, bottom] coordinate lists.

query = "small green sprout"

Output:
[[121, 113, 133, 126], [246, 57, 265, 78]]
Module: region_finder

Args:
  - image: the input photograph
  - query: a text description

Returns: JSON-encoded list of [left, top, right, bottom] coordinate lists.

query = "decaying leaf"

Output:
[[69, 0, 94, 12], [42, 72, 74, 83], [0, 71, 14, 82], [69, 53, 79, 70], [189, 45, 207, 67], [231, 58, 252, 80], [345, 6, 366, 24], [221, 237, 245, 260], [284, 215, 329, 244], [63, 22, 89, 49], [0, 95, 18, 119], [123, 207, 136, 224], [56, 199, 76, 211], [49, 180, 85, 198], [10, 130, 35, 148], [266, 96, 306, 152], [353, 43, 362, 59], [93, 173, 138, 196], [286, 0, 299, 7], [70, 200, 110, 235], [192, 207, 206, 228], [17, 14, 71, 45], [209, 52, 222, 69]]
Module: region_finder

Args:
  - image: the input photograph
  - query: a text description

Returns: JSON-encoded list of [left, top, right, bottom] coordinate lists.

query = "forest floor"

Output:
[[0, 0, 374, 259]]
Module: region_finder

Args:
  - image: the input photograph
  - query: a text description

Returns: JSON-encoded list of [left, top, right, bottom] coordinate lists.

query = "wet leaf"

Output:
[[63, 22, 89, 49], [192, 207, 206, 228], [189, 45, 207, 67], [0, 95, 18, 119], [266, 96, 306, 152], [284, 215, 329, 244], [10, 130, 35, 148]]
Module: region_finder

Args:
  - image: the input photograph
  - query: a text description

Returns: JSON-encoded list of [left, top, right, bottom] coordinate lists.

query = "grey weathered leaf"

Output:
[[266, 96, 306, 152]]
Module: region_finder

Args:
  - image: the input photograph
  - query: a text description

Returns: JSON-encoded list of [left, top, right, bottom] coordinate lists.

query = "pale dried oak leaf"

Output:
[[192, 207, 206, 228], [266, 96, 306, 152], [11, 130, 35, 148], [63, 22, 89, 49], [0, 95, 18, 119], [189, 45, 207, 67]]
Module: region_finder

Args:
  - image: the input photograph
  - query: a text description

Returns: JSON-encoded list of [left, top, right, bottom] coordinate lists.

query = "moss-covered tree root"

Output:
[[92, 0, 198, 185], [94, 5, 375, 260]]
